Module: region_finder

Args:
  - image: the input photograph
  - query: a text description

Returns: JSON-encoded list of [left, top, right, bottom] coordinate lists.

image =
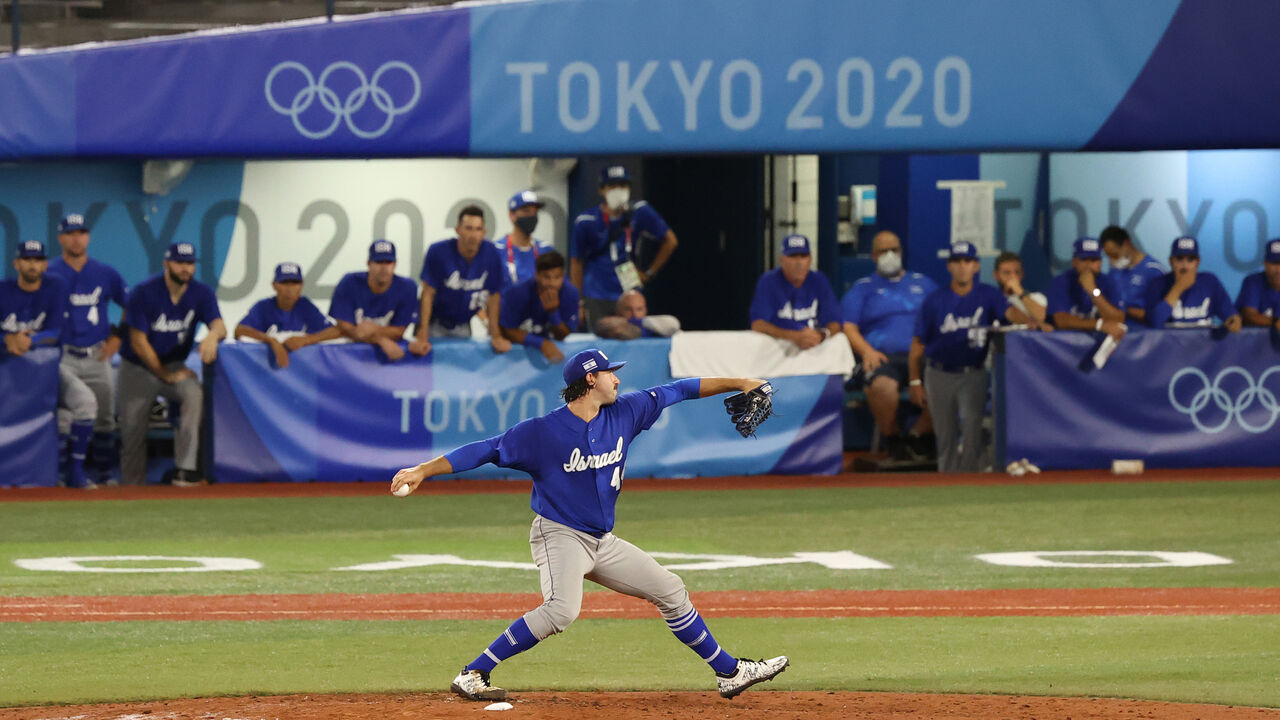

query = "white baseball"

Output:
[[393, 484, 412, 497]]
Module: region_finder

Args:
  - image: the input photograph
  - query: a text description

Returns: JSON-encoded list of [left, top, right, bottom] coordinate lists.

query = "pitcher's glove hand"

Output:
[[724, 382, 774, 438]]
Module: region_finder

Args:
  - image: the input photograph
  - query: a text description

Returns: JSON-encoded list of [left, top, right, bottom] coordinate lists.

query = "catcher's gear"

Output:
[[724, 382, 774, 438]]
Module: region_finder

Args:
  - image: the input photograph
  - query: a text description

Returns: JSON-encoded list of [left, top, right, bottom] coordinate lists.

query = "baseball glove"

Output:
[[724, 382, 774, 438]]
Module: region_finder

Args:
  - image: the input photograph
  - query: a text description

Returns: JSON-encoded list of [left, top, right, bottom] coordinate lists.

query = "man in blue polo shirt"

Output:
[[841, 230, 937, 461], [497, 190, 554, 285], [909, 242, 1024, 473], [331, 240, 419, 362], [235, 262, 340, 369], [749, 234, 841, 349], [410, 206, 511, 357], [2, 240, 98, 489], [1237, 239, 1280, 330], [1144, 237, 1242, 330], [1100, 225, 1167, 327], [499, 251, 580, 363], [47, 213, 130, 485], [571, 165, 679, 332], [118, 242, 226, 487], [1047, 237, 1127, 340]]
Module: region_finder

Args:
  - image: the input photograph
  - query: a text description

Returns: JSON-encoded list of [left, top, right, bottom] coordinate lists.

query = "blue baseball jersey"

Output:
[[499, 277, 581, 336], [121, 274, 221, 366], [1235, 272, 1280, 319], [445, 379, 700, 534], [1108, 254, 1167, 321], [1045, 270, 1124, 321], [914, 282, 1009, 370], [329, 272, 418, 328], [749, 268, 841, 331], [46, 257, 128, 347], [494, 235, 554, 285], [0, 275, 67, 341], [421, 239, 506, 329], [840, 272, 937, 354], [571, 202, 670, 301], [1144, 272, 1236, 327], [238, 296, 331, 335]]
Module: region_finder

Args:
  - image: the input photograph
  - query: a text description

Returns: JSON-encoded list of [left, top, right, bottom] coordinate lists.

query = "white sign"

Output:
[[937, 179, 1006, 256]]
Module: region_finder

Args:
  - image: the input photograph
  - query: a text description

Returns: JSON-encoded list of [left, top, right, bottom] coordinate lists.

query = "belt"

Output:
[[926, 359, 983, 374], [63, 344, 100, 358]]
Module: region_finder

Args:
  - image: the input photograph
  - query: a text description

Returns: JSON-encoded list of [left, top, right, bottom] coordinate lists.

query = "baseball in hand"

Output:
[[393, 484, 412, 497]]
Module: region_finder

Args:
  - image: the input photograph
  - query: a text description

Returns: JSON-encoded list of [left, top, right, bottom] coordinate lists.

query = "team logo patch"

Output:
[[582, 358, 598, 373], [375, 241, 392, 253], [64, 214, 84, 226], [280, 262, 300, 275], [1081, 239, 1099, 252], [1178, 238, 1196, 250]]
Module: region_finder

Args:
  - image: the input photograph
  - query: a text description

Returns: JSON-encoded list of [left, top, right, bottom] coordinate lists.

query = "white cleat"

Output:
[[450, 668, 508, 701], [716, 655, 789, 699]]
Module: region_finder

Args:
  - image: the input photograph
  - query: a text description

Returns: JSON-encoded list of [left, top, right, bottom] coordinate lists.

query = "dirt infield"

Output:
[[6, 691, 1279, 720]]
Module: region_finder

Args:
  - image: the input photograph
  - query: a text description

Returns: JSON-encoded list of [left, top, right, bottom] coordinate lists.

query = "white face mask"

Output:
[[604, 187, 630, 212], [876, 250, 903, 277], [1111, 254, 1131, 270]]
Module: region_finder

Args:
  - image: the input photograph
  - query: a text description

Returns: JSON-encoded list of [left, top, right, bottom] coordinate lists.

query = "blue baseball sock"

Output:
[[667, 608, 738, 676], [66, 421, 94, 489], [58, 434, 70, 485], [91, 431, 119, 480], [465, 617, 539, 674]]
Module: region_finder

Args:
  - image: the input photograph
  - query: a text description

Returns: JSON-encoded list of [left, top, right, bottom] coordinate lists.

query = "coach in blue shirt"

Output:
[[1100, 225, 1166, 327], [332, 240, 419, 362], [497, 190, 554, 285], [411, 206, 511, 358], [235, 262, 340, 369], [499, 251, 580, 363], [1237, 239, 1280, 330], [1047, 237, 1127, 340], [571, 165, 678, 332], [118, 241, 226, 487], [1144, 237, 1242, 330], [749, 234, 841, 349], [841, 230, 937, 460]]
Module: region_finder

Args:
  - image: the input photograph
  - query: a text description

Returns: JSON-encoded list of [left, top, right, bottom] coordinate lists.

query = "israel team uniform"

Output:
[[1143, 273, 1236, 327], [238, 296, 331, 337], [1108, 255, 1166, 325], [420, 240, 506, 334], [841, 272, 937, 353], [495, 235, 554, 285], [329, 272, 418, 328], [571, 202, 669, 302], [1236, 272, 1280, 320], [498, 276, 580, 343], [749, 268, 841, 331], [0, 273, 67, 343], [47, 256, 128, 434], [1045, 270, 1125, 320]]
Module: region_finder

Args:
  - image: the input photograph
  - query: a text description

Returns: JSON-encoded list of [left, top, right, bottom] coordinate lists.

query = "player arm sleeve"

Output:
[[1145, 280, 1172, 327], [1044, 278, 1067, 316], [391, 284, 417, 327], [630, 379, 701, 433], [1213, 278, 1237, 321], [1236, 277, 1258, 312], [328, 281, 355, 324], [819, 278, 841, 327], [1103, 275, 1125, 311], [636, 203, 671, 238], [444, 436, 502, 473]]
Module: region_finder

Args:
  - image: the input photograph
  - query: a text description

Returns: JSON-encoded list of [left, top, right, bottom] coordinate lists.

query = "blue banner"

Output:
[[0, 346, 60, 487], [212, 338, 842, 483], [8, 0, 1280, 158], [997, 329, 1280, 470]]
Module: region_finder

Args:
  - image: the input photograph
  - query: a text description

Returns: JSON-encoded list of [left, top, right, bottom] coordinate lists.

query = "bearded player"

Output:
[[390, 348, 786, 701]]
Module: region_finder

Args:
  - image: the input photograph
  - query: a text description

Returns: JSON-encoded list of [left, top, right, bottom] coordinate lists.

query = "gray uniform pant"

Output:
[[58, 347, 115, 433], [57, 364, 97, 431], [522, 515, 693, 641], [118, 360, 203, 485], [924, 364, 988, 473]]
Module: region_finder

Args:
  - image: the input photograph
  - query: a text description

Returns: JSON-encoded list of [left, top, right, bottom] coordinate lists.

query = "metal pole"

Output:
[[325, 0, 334, 22], [10, 0, 19, 53]]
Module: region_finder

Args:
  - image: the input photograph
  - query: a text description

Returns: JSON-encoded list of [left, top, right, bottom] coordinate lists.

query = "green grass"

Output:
[[2, 616, 1277, 707]]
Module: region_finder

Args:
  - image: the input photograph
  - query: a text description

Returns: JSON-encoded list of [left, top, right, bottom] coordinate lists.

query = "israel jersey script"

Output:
[[121, 274, 220, 366], [1143, 272, 1235, 327], [748, 268, 840, 331], [46, 257, 128, 346], [444, 379, 700, 534], [421, 240, 506, 329], [329, 272, 418, 328], [0, 275, 66, 336], [914, 283, 1009, 369]]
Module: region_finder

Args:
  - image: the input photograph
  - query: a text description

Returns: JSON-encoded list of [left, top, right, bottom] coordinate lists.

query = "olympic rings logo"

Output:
[[1167, 366, 1280, 434], [264, 61, 421, 140]]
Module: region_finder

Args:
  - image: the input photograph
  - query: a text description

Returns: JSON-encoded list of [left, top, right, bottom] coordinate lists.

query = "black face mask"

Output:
[[515, 215, 539, 235]]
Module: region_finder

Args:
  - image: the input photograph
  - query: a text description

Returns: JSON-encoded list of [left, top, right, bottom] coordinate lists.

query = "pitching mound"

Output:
[[6, 691, 1279, 720]]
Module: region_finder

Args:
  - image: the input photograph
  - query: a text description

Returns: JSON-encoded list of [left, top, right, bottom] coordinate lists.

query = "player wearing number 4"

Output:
[[391, 349, 788, 701]]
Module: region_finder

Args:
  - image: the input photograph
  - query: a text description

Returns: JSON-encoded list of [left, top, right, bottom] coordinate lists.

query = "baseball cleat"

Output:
[[716, 655, 789, 699], [451, 668, 508, 701]]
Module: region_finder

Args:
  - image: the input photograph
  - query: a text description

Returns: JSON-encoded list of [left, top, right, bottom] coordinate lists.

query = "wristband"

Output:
[[522, 333, 547, 349], [1095, 318, 1103, 331], [908, 379, 922, 387]]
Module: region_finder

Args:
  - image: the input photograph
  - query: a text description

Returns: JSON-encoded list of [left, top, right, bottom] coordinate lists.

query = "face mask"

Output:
[[1111, 254, 1131, 270], [876, 250, 903, 277], [604, 187, 630, 212], [514, 215, 538, 236]]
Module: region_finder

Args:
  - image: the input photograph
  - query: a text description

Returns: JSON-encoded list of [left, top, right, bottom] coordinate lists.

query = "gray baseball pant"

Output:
[[521, 515, 693, 641], [58, 348, 115, 433], [923, 364, 988, 473], [117, 360, 203, 485], [57, 364, 97, 429]]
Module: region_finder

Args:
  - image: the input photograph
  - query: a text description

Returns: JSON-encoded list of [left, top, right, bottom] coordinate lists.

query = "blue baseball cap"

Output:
[[165, 242, 197, 262], [274, 262, 303, 282], [508, 190, 545, 212], [1171, 236, 1199, 258], [58, 213, 89, 233], [563, 348, 626, 386], [600, 164, 631, 186], [368, 239, 396, 262], [1073, 236, 1102, 260], [1266, 239, 1280, 263], [948, 241, 979, 260], [781, 234, 811, 256], [17, 239, 47, 259]]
